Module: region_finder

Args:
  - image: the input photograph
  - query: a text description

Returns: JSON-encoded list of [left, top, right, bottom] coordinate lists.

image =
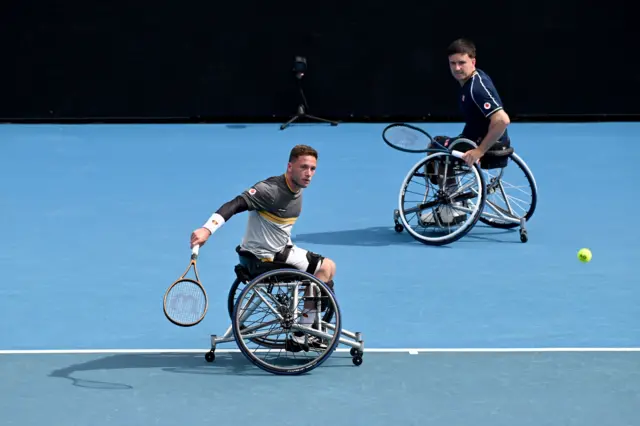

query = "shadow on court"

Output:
[[293, 225, 519, 247], [47, 352, 355, 389]]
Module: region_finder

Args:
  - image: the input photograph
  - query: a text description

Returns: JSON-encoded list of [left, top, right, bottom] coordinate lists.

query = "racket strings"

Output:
[[384, 125, 431, 151], [165, 280, 207, 325]]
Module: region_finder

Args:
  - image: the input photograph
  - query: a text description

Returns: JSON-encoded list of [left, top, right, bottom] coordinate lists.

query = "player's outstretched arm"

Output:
[[190, 195, 249, 248], [190, 180, 276, 248]]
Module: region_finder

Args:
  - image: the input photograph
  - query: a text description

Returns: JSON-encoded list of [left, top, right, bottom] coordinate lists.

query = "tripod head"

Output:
[[292, 56, 307, 80]]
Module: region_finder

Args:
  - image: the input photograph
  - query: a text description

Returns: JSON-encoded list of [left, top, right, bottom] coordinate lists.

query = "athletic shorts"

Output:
[[274, 245, 324, 275], [237, 244, 324, 277]]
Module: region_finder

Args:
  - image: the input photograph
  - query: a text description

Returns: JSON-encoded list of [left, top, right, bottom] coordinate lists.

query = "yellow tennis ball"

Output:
[[577, 248, 592, 263]]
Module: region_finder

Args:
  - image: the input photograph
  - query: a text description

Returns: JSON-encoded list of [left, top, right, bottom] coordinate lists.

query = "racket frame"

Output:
[[163, 245, 209, 327], [382, 123, 449, 153]]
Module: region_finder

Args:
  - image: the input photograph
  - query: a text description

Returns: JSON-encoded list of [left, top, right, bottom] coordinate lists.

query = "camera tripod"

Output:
[[280, 79, 339, 130]]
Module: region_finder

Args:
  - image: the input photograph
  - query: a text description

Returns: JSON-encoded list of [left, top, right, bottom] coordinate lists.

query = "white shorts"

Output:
[[280, 245, 324, 275]]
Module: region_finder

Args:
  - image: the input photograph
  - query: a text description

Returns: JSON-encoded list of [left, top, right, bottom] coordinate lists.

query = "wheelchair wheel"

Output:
[[232, 268, 342, 375], [478, 152, 538, 229], [228, 277, 245, 319], [397, 150, 486, 246], [227, 275, 287, 350], [228, 275, 336, 325]]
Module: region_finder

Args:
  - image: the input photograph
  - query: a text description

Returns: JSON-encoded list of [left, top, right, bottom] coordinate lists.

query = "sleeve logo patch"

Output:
[[484, 102, 491, 109], [248, 188, 257, 195]]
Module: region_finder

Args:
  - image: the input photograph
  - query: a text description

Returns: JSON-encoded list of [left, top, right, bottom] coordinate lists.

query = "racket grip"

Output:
[[192, 244, 200, 257]]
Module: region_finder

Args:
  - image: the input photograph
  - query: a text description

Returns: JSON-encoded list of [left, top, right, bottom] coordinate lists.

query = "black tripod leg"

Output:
[[280, 114, 300, 130], [304, 114, 339, 126]]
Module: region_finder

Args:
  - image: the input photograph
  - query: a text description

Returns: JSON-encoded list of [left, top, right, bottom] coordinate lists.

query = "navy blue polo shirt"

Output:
[[459, 69, 509, 144]]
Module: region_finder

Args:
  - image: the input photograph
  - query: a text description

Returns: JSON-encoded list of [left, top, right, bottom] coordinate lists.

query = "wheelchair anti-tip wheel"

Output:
[[231, 268, 342, 375], [396, 150, 486, 246]]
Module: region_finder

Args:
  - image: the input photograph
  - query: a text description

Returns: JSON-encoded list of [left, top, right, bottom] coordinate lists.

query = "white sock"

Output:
[[300, 310, 317, 326]]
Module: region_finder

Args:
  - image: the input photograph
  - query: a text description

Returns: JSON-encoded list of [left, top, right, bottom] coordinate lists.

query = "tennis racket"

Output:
[[382, 123, 434, 153], [163, 244, 208, 327]]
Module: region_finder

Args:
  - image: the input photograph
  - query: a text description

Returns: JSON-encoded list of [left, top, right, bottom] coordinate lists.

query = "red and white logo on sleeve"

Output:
[[483, 102, 491, 110], [248, 188, 256, 195]]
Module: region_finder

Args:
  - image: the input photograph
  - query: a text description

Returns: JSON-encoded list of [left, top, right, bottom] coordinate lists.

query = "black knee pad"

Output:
[[305, 251, 324, 274]]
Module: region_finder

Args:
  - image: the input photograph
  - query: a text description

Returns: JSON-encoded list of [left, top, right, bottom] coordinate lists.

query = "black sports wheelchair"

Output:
[[383, 123, 538, 246], [204, 246, 365, 375]]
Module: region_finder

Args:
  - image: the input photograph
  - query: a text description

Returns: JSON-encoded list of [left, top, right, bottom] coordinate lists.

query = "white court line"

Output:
[[1, 347, 640, 355]]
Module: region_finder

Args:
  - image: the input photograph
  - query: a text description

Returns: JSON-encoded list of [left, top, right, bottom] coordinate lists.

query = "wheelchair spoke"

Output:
[[495, 180, 531, 219], [393, 139, 537, 246], [397, 151, 487, 245], [478, 153, 537, 227], [253, 287, 284, 319], [232, 270, 343, 374]]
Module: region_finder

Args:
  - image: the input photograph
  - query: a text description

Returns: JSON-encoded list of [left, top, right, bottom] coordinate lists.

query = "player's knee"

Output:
[[321, 257, 336, 279]]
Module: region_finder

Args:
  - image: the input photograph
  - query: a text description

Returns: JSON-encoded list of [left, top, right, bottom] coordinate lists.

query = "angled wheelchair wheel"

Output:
[[228, 277, 245, 319], [228, 272, 336, 326], [397, 150, 486, 246], [478, 152, 538, 229], [232, 268, 342, 375], [227, 274, 287, 350]]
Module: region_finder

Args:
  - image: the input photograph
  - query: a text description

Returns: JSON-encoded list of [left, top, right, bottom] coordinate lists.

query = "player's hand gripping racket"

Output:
[[163, 245, 208, 327], [382, 123, 435, 153]]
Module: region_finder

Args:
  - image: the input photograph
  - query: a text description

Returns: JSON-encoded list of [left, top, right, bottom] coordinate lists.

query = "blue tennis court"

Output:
[[1, 121, 639, 425]]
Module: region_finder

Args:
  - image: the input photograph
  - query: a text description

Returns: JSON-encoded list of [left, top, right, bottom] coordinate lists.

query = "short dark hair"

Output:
[[289, 144, 318, 162], [447, 38, 476, 58]]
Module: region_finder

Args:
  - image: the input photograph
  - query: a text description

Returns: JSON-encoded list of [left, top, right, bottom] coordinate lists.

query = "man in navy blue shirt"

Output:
[[421, 39, 512, 226], [437, 38, 512, 166]]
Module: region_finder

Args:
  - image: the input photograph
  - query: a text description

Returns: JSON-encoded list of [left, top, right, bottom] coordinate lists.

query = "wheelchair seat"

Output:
[[234, 245, 291, 282]]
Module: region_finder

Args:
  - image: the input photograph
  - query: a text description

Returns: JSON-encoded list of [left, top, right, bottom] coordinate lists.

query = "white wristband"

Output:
[[202, 213, 226, 235]]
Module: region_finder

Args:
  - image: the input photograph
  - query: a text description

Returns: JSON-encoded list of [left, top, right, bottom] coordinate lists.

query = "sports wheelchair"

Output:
[[203, 246, 365, 375], [384, 124, 538, 246]]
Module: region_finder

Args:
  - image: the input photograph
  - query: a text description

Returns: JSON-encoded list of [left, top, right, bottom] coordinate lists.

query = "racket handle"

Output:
[[192, 244, 200, 258]]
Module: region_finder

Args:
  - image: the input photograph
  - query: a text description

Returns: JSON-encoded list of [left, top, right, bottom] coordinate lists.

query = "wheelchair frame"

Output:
[[393, 138, 538, 245], [204, 262, 366, 375]]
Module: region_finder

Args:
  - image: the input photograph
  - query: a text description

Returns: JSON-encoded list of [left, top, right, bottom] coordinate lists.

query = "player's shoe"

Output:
[[419, 203, 467, 227]]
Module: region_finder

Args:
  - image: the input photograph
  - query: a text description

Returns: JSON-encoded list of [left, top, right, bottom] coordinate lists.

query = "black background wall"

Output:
[[0, 0, 635, 123]]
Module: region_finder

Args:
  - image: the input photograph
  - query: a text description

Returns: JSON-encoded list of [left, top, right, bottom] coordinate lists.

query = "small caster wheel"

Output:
[[394, 223, 404, 233], [350, 347, 360, 357], [352, 356, 363, 366], [204, 350, 215, 362], [520, 230, 528, 243]]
